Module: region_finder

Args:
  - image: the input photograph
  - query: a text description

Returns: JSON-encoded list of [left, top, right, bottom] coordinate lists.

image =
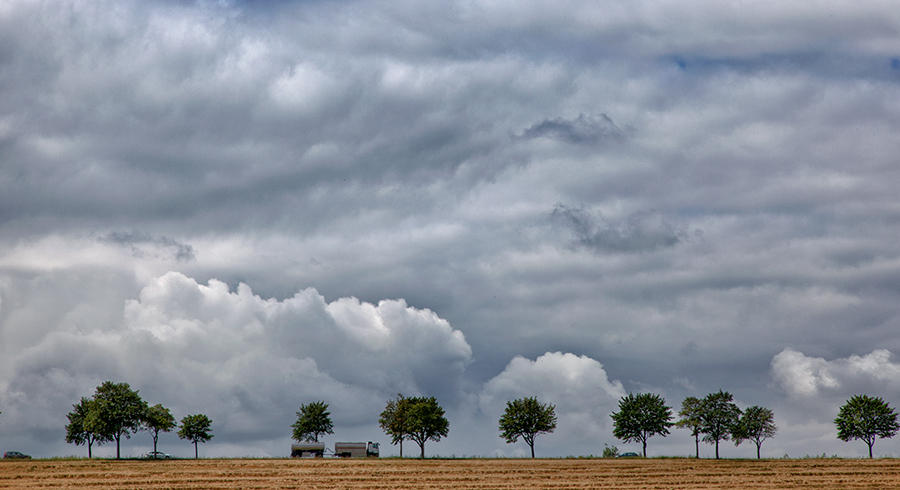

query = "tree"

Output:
[[675, 396, 704, 458], [144, 403, 177, 455], [732, 406, 777, 459], [405, 396, 449, 458], [610, 392, 673, 457], [379, 394, 411, 457], [499, 397, 557, 458], [601, 444, 619, 458], [698, 390, 741, 459], [835, 394, 900, 459], [292, 401, 334, 443], [65, 397, 109, 458], [179, 414, 213, 458], [85, 381, 148, 459]]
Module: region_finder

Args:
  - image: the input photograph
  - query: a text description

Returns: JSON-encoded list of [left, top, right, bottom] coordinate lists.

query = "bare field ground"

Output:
[[3, 458, 900, 489]]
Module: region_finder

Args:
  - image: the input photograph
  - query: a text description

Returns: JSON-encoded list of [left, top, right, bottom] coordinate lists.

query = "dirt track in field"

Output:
[[2, 458, 900, 489]]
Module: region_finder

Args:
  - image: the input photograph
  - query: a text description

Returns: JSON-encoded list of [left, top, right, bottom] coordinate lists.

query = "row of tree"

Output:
[[65, 381, 213, 458], [59, 384, 899, 460], [609, 391, 900, 460], [677, 391, 776, 459], [491, 391, 775, 459]]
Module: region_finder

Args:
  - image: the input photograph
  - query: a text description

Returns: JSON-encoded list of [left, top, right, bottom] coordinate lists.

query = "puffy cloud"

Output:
[[772, 348, 900, 400], [480, 352, 626, 452], [1, 271, 472, 455]]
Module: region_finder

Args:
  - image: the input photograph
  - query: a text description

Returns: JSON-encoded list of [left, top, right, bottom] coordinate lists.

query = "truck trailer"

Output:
[[290, 442, 325, 458]]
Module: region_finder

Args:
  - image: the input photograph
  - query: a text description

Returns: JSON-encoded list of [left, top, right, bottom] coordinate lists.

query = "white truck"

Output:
[[290, 441, 379, 458], [334, 442, 379, 458]]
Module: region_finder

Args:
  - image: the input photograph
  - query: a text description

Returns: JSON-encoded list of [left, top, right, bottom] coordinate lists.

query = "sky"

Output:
[[2, 0, 900, 459]]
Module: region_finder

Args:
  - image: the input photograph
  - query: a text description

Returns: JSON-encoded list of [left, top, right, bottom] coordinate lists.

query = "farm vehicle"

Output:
[[291, 441, 379, 458]]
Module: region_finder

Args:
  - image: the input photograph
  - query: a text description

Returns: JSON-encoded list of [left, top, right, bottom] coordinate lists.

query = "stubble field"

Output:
[[3, 457, 900, 489]]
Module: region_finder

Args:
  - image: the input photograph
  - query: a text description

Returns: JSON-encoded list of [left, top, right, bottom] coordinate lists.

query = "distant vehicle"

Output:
[[334, 442, 379, 458], [617, 452, 641, 458], [290, 442, 380, 458], [291, 442, 326, 458], [143, 451, 172, 459], [3, 451, 31, 459]]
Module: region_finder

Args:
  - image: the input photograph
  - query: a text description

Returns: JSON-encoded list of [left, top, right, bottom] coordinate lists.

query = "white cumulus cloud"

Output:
[[1, 271, 473, 455], [772, 348, 900, 400], [480, 352, 626, 452]]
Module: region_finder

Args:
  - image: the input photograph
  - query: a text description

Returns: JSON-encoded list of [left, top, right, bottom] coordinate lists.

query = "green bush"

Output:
[[602, 444, 619, 458]]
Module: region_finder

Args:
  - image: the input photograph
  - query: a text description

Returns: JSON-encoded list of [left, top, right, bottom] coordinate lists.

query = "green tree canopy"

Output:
[[379, 394, 412, 457], [144, 403, 177, 455], [499, 396, 557, 458], [698, 390, 742, 459], [610, 392, 673, 457], [835, 394, 900, 459], [732, 405, 777, 459], [292, 401, 334, 443], [65, 397, 109, 458], [675, 396, 703, 458], [405, 396, 449, 458], [84, 381, 148, 459], [178, 414, 214, 458]]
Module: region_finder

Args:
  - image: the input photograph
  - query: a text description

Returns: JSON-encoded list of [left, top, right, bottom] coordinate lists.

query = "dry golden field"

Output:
[[3, 457, 900, 489]]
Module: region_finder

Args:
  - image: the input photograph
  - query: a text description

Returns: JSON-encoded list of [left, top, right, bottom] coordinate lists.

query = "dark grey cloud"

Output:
[[100, 231, 196, 262], [3, 0, 900, 460], [520, 114, 628, 145], [549, 204, 684, 253]]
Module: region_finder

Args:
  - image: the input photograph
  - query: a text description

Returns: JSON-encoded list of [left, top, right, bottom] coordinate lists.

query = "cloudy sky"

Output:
[[2, 0, 900, 459]]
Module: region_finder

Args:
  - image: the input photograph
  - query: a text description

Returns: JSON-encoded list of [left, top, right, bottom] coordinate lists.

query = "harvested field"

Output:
[[2, 458, 900, 489]]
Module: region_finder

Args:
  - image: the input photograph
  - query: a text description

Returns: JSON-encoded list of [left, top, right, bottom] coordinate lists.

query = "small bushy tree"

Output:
[[835, 394, 899, 459], [675, 396, 703, 458], [610, 392, 673, 457], [179, 414, 213, 458], [405, 396, 449, 458], [499, 396, 557, 458], [698, 390, 741, 459], [292, 401, 334, 443], [602, 444, 619, 458], [379, 394, 411, 457], [85, 381, 148, 459], [732, 406, 777, 459], [144, 403, 177, 455], [66, 397, 108, 458]]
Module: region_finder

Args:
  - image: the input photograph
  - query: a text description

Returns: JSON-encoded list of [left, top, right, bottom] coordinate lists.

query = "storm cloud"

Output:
[[3, 0, 900, 459]]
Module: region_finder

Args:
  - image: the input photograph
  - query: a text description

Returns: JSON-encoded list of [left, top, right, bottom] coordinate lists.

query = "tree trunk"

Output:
[[715, 439, 719, 460], [399, 440, 403, 458], [195, 441, 199, 459], [642, 440, 647, 458], [756, 442, 761, 459], [530, 442, 535, 458], [868, 442, 873, 459], [116, 434, 121, 459], [694, 433, 699, 458], [420, 442, 425, 459]]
